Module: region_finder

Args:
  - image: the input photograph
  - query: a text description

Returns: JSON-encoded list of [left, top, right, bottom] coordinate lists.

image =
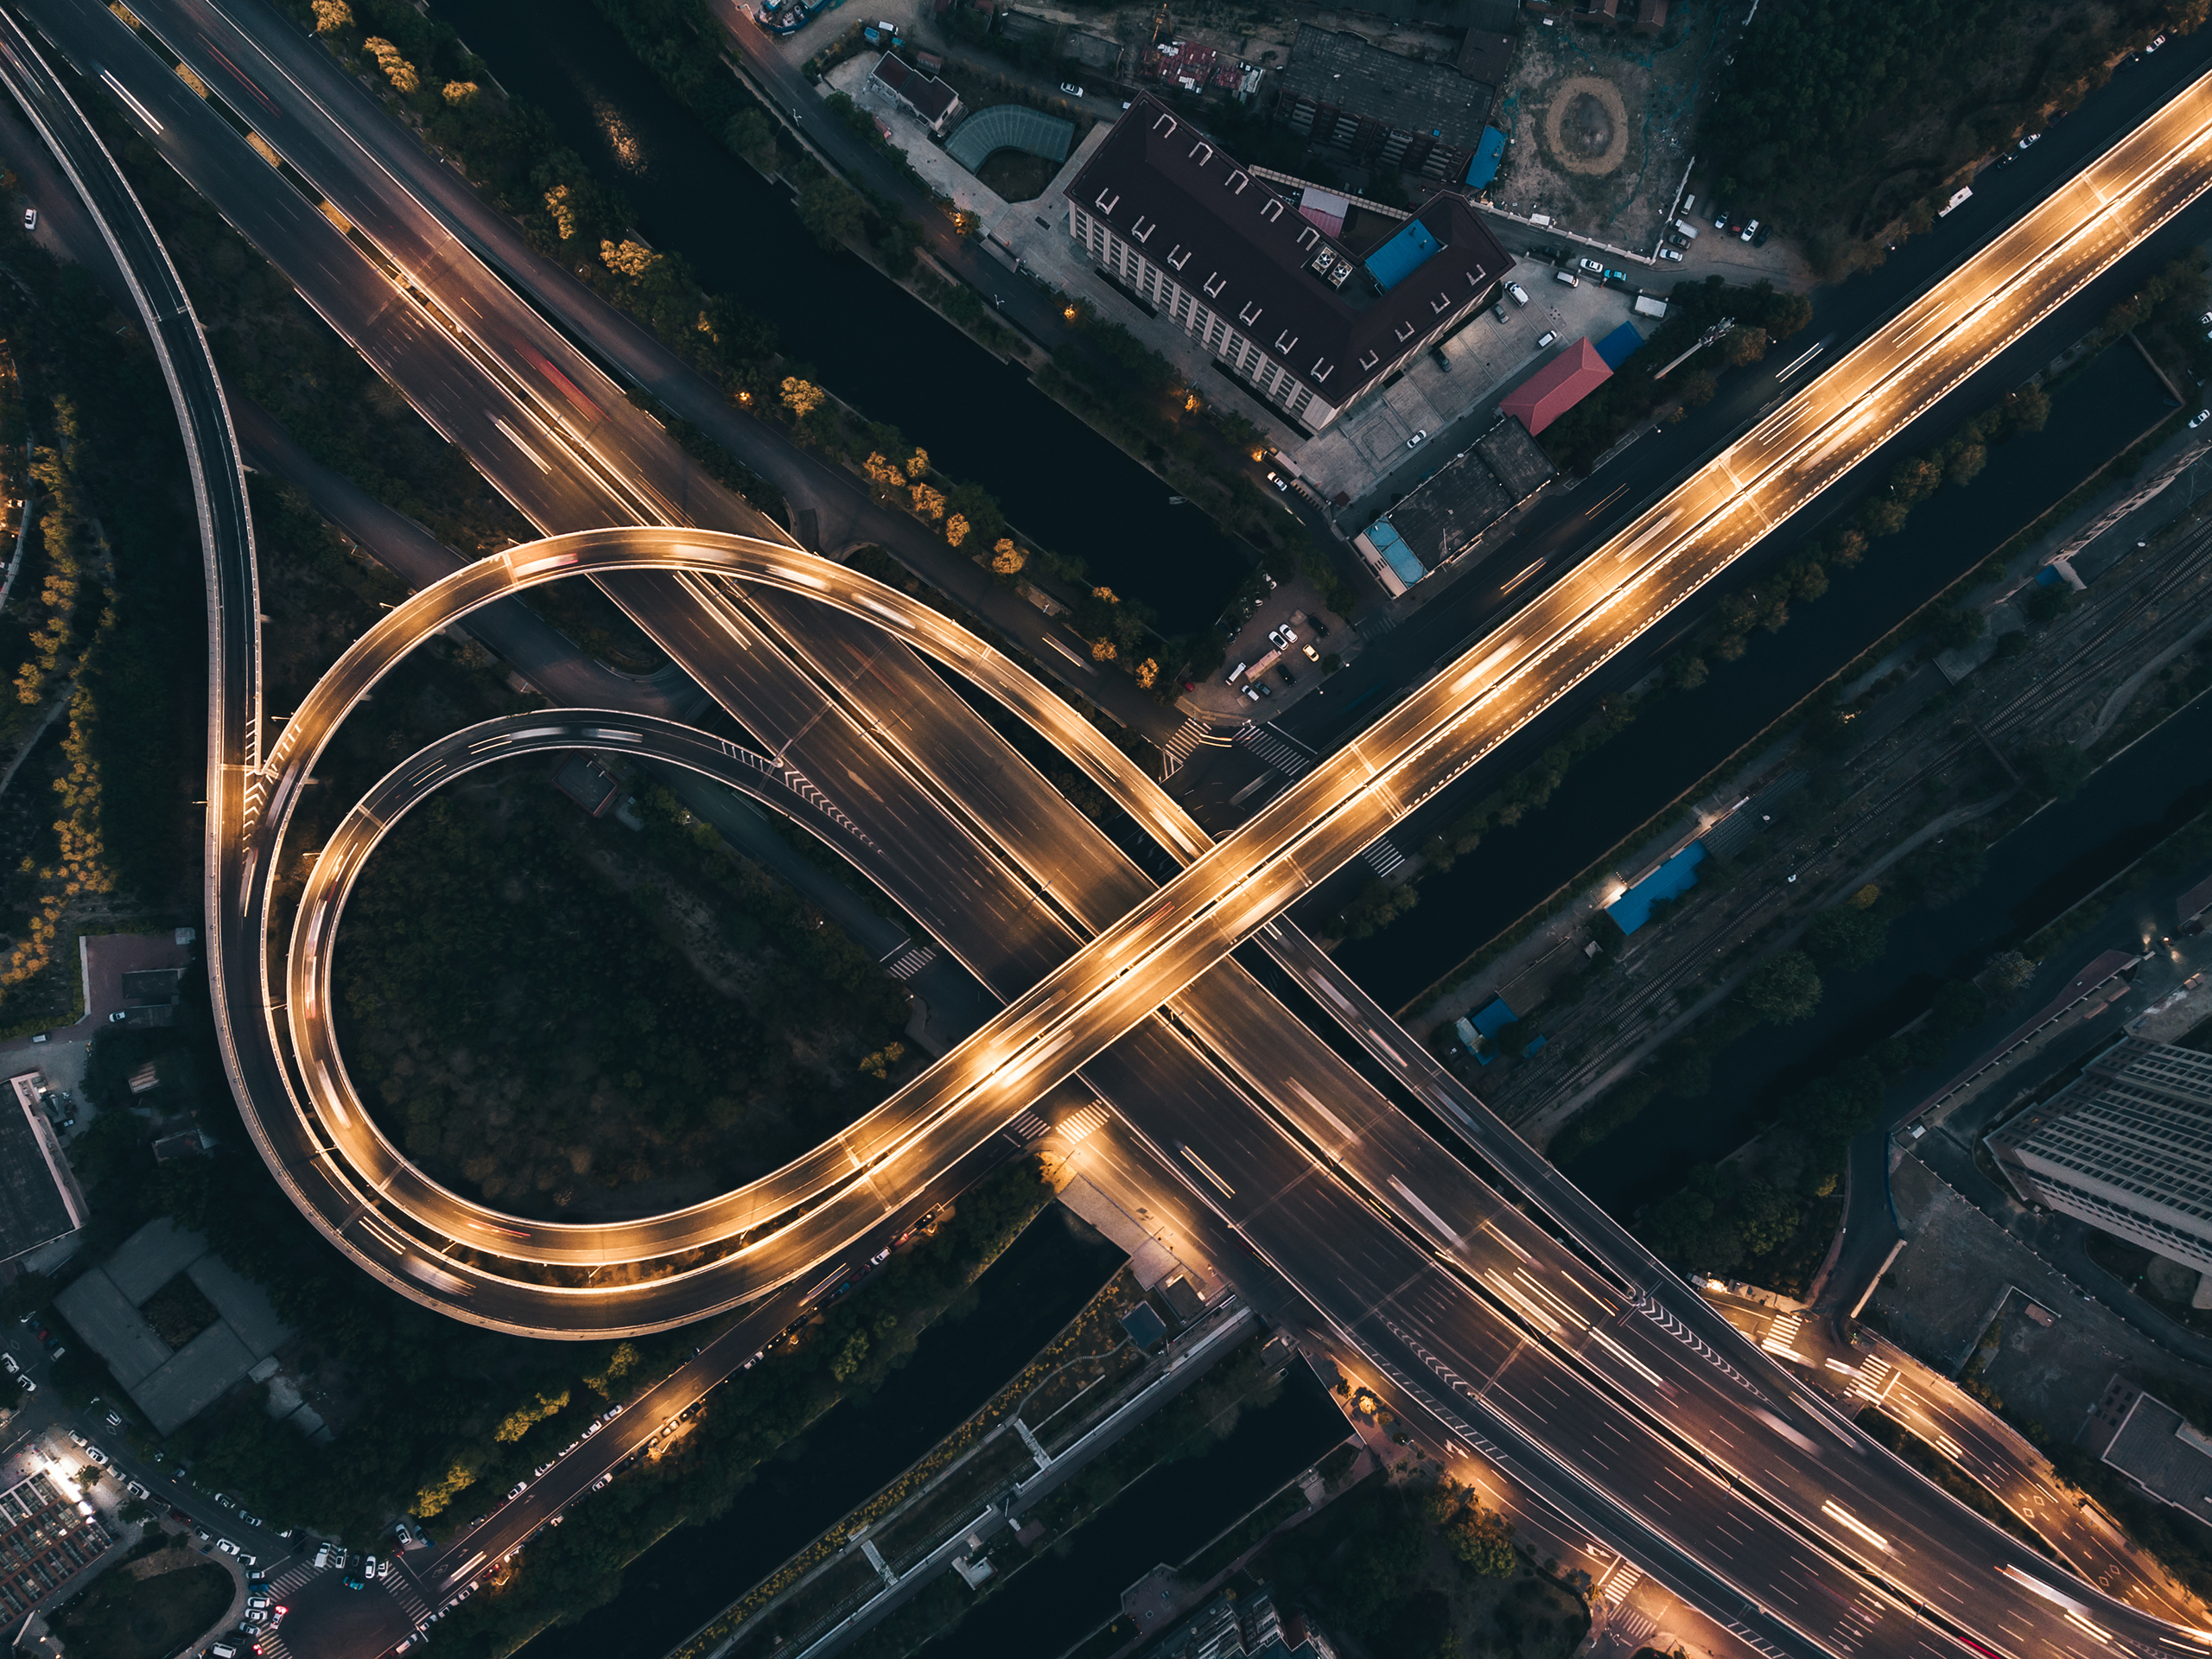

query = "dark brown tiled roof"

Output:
[[1066, 99, 1509, 409], [872, 53, 957, 126]]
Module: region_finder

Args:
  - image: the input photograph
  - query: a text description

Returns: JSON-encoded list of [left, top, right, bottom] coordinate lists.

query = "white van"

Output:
[[1224, 662, 1248, 685], [1554, 269, 1578, 287], [1674, 218, 1701, 239]]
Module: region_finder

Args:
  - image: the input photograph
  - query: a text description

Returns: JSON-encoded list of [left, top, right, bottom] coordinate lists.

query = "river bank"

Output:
[[519, 1206, 1123, 1659], [435, 0, 1251, 638]]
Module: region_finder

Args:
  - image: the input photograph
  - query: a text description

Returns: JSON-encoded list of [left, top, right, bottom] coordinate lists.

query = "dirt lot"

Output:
[[1488, 1, 1732, 251], [1866, 1156, 2210, 1438]]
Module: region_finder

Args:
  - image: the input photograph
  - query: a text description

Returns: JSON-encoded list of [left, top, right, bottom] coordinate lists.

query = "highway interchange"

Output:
[[10, 0, 2212, 1655]]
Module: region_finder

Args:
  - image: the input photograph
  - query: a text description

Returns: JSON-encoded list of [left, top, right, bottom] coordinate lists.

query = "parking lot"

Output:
[[1284, 247, 1656, 518]]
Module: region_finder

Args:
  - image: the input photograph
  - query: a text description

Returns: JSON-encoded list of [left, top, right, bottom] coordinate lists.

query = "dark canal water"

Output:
[[523, 1208, 1122, 1659], [1563, 690, 2212, 1215], [436, 0, 1249, 634], [915, 1363, 1350, 1659], [1333, 340, 2174, 1009]]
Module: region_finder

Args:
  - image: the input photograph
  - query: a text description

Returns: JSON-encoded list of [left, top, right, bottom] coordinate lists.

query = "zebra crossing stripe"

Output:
[[1362, 836, 1405, 877], [885, 946, 937, 981]]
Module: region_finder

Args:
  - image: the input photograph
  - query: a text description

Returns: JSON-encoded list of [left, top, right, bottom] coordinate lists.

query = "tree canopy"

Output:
[[1743, 951, 1824, 1024]]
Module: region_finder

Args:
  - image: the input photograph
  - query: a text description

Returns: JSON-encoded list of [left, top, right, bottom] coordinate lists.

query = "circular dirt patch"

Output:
[[1542, 76, 1630, 176]]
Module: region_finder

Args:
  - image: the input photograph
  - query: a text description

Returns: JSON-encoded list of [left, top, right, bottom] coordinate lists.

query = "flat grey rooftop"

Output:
[[1475, 416, 1555, 499], [51, 1217, 294, 1434], [53, 1269, 168, 1388], [1279, 25, 1496, 151], [133, 1323, 257, 1435], [104, 1216, 207, 1305], [2105, 1391, 2212, 1515]]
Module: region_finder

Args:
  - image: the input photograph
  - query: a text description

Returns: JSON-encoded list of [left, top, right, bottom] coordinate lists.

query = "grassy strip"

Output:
[[1178, 1479, 1313, 1585]]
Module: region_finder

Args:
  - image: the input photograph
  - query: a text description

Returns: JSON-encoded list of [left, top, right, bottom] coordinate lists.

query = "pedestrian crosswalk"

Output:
[[1759, 1312, 1806, 1362], [1235, 721, 1315, 779], [251, 1563, 432, 1657], [387, 1565, 433, 1627], [1057, 1104, 1109, 1143], [1611, 1606, 1656, 1650], [269, 1560, 318, 1596], [1160, 716, 1211, 779], [1599, 1558, 1644, 1600], [1361, 836, 1407, 878], [1007, 1110, 1049, 1143], [1846, 1352, 1897, 1406], [880, 944, 938, 981]]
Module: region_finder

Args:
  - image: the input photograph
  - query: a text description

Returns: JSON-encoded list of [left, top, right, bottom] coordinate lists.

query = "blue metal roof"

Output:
[[1363, 519, 1429, 586], [1465, 127, 1506, 188], [1595, 321, 1645, 370], [1605, 842, 1707, 934], [1363, 218, 1442, 291]]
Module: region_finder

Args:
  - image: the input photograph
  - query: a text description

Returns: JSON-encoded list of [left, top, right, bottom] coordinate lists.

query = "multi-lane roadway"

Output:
[[16, 3, 2212, 1656]]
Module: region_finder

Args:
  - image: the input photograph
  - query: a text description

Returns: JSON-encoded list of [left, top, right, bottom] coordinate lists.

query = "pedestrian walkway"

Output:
[[1235, 721, 1314, 779], [1360, 836, 1407, 879], [880, 942, 938, 982], [1159, 715, 1212, 779]]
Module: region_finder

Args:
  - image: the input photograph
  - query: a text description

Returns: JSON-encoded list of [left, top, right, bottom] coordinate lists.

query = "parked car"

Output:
[[315, 1543, 332, 1569], [1265, 471, 1289, 493], [1603, 268, 1626, 283], [124, 1480, 149, 1499], [1405, 429, 1427, 448], [19, 208, 33, 232], [2190, 409, 2209, 429], [217, 1539, 240, 1555], [1575, 256, 1602, 274], [1536, 330, 1558, 349], [1242, 685, 1260, 702], [2018, 131, 2040, 149], [1058, 81, 1084, 97], [1277, 664, 1295, 686], [1711, 206, 1730, 228], [1504, 281, 1529, 305], [1658, 246, 1684, 262], [1739, 218, 1760, 242], [507, 1482, 528, 1500], [1554, 269, 1578, 287], [1301, 643, 1319, 662], [1491, 302, 1510, 323]]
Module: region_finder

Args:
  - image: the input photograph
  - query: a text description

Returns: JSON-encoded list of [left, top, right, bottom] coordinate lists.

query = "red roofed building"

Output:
[[1501, 337, 1611, 435]]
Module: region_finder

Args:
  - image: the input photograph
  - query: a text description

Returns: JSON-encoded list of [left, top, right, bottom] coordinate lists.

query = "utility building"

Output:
[[1065, 99, 1509, 434], [1500, 337, 1612, 436], [1986, 1039, 2212, 1278]]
